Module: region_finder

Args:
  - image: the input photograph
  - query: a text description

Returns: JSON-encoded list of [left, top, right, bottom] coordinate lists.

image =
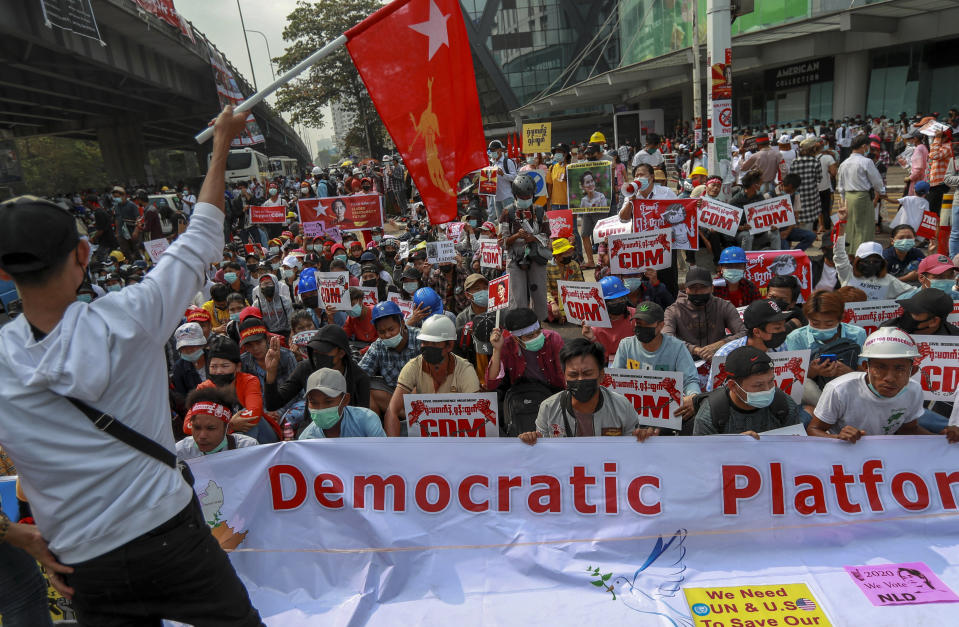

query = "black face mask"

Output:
[[764, 330, 789, 350], [857, 260, 883, 278], [261, 285, 275, 298], [302, 294, 319, 308], [567, 378, 599, 403], [772, 299, 792, 314], [311, 352, 335, 370], [634, 325, 657, 344], [362, 279, 378, 287], [898, 315, 921, 334], [208, 372, 235, 387], [688, 293, 711, 307], [557, 255, 572, 265], [422, 346, 445, 365], [607, 300, 627, 316]]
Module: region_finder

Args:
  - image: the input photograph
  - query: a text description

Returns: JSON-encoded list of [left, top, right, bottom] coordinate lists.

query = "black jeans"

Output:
[[928, 183, 948, 217], [64, 500, 263, 627]]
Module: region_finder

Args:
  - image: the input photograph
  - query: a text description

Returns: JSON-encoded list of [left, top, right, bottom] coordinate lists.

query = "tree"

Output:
[[275, 0, 391, 160], [16, 137, 109, 196]]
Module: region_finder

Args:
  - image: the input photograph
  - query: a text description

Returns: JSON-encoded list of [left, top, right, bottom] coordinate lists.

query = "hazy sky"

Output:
[[179, 0, 335, 155]]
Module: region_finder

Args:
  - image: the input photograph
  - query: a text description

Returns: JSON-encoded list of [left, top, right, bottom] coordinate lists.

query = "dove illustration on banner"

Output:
[[609, 529, 693, 626]]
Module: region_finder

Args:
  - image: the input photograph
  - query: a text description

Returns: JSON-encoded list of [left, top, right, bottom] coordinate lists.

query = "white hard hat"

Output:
[[353, 168, 362, 175], [778, 134, 792, 144], [418, 314, 456, 342], [311, 166, 321, 176], [282, 254, 301, 269], [860, 328, 920, 360], [382, 154, 392, 162]]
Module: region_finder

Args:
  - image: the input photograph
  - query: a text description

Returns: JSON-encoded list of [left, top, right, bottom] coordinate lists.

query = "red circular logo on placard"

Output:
[[719, 108, 732, 129]]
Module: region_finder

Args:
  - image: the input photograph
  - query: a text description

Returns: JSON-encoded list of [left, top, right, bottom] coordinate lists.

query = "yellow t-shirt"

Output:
[[397, 354, 481, 394], [202, 299, 231, 327], [547, 163, 568, 206]]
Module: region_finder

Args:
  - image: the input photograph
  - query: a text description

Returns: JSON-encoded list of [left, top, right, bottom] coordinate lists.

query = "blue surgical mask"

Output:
[[205, 437, 229, 455], [348, 303, 363, 318], [893, 238, 916, 251], [310, 399, 344, 429], [282, 268, 294, 279], [403, 281, 419, 294], [230, 312, 240, 322], [735, 382, 775, 408], [930, 279, 956, 292], [224, 272, 238, 283], [722, 269, 744, 283], [523, 333, 546, 352], [553, 153, 563, 163], [334, 254, 347, 262], [468, 219, 478, 228], [624, 277, 643, 292], [181, 349, 203, 362], [637, 177, 651, 191], [77, 293, 93, 303], [515, 198, 533, 209], [381, 330, 404, 348], [106, 284, 122, 292], [809, 325, 838, 342], [472, 291, 489, 307]]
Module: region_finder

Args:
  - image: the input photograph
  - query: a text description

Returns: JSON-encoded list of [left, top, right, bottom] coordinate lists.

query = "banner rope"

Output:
[[227, 509, 959, 554]]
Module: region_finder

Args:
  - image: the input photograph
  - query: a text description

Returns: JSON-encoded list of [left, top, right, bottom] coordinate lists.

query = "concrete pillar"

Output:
[[832, 51, 869, 120], [681, 84, 693, 124], [97, 122, 148, 186]]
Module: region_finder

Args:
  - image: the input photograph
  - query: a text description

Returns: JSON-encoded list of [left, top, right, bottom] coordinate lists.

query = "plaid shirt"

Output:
[[787, 155, 822, 223], [359, 325, 422, 388], [929, 136, 953, 187], [428, 262, 470, 312], [545, 259, 583, 315], [713, 277, 762, 308]]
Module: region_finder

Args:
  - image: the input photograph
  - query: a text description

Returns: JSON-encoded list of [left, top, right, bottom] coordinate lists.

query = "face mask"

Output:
[[809, 325, 838, 342], [208, 372, 235, 387], [181, 349, 203, 363], [471, 291, 489, 307], [403, 281, 419, 294], [310, 399, 344, 430], [224, 272, 238, 283], [635, 325, 657, 344], [867, 381, 907, 399], [624, 277, 643, 292], [468, 219, 478, 228], [422, 346, 446, 365], [567, 378, 599, 403], [282, 268, 294, 279], [77, 293, 93, 303], [373, 235, 382, 243], [893, 238, 916, 251], [523, 333, 546, 352], [930, 279, 956, 292], [688, 293, 711, 307], [898, 315, 921, 334], [204, 437, 229, 455], [722, 269, 744, 283], [229, 312, 240, 322], [735, 381, 775, 408], [261, 285, 275, 298], [553, 153, 563, 163], [515, 197, 533, 210], [857, 259, 882, 278], [557, 255, 572, 265], [334, 254, 348, 263], [381, 330, 405, 349], [607, 300, 627, 316], [348, 303, 363, 318], [637, 177, 651, 191], [269, 189, 278, 196], [764, 330, 788, 350], [107, 284, 122, 292], [300, 189, 309, 196]]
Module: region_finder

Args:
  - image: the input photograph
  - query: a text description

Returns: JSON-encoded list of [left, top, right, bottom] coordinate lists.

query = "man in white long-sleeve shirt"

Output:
[[0, 107, 263, 625], [837, 134, 887, 254]]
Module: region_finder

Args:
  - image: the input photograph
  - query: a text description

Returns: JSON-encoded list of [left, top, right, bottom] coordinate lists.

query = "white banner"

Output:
[[479, 238, 502, 269], [843, 300, 903, 336], [608, 229, 672, 274], [708, 349, 811, 404], [746, 195, 796, 234], [387, 292, 414, 318], [316, 271, 351, 310], [698, 197, 743, 237], [360, 286, 378, 308], [911, 335, 959, 402], [186, 438, 959, 626], [602, 368, 682, 430], [592, 215, 632, 242], [558, 280, 611, 328], [143, 237, 169, 262], [426, 240, 456, 265], [404, 393, 499, 437]]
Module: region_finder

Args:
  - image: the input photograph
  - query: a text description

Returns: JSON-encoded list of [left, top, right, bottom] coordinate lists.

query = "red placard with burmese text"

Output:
[[745, 250, 812, 301], [843, 300, 903, 336], [631, 198, 698, 250], [601, 368, 682, 430], [249, 205, 286, 224], [546, 209, 574, 239]]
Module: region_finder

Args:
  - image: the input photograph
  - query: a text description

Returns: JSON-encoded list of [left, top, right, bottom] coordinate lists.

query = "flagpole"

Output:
[[195, 34, 349, 144]]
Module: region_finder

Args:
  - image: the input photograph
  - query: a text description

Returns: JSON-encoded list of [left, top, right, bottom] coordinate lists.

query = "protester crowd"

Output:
[[3, 105, 959, 624]]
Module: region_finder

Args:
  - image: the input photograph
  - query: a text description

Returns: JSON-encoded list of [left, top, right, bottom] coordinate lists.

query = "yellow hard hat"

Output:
[[109, 250, 126, 262], [287, 212, 296, 219], [690, 166, 709, 177], [589, 131, 606, 144], [160, 186, 170, 192], [413, 241, 427, 251], [551, 238, 574, 256]]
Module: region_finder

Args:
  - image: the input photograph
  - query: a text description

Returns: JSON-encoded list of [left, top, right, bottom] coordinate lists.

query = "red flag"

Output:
[[513, 133, 521, 158], [346, 0, 486, 224], [505, 135, 513, 160]]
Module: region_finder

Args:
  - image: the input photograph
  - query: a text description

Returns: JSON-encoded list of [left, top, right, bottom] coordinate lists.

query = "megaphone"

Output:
[[621, 180, 640, 198]]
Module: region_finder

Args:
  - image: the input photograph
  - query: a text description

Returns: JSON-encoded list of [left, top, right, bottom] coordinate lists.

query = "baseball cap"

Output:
[[854, 241, 883, 259], [0, 196, 80, 274], [724, 345, 773, 379], [185, 306, 211, 323], [238, 318, 268, 346], [310, 323, 350, 355], [742, 300, 791, 330], [632, 301, 664, 323], [464, 273, 488, 290], [918, 254, 957, 275], [899, 288, 953, 319], [306, 368, 347, 397], [174, 322, 207, 350], [685, 267, 713, 287]]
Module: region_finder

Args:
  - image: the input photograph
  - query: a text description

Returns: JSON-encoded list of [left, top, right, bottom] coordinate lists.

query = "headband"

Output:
[[186, 401, 232, 425], [511, 321, 541, 338], [706, 176, 722, 185]]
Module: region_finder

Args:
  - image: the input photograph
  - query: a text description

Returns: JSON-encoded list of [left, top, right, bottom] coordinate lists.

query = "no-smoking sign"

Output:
[[713, 100, 732, 137]]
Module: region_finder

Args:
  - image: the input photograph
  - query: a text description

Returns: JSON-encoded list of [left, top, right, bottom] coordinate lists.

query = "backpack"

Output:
[[686, 386, 792, 435], [502, 379, 555, 437], [809, 335, 861, 388]]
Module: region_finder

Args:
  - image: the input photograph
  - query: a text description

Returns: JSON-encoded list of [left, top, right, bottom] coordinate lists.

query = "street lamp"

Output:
[[236, 0, 257, 91], [244, 29, 277, 82]]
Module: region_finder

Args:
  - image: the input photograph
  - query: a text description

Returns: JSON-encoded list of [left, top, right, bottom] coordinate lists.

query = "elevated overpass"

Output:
[[0, 0, 310, 184]]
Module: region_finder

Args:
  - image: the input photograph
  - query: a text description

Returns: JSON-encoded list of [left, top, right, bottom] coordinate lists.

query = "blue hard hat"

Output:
[[360, 251, 377, 263], [371, 301, 402, 323], [718, 246, 747, 265], [297, 267, 317, 293], [915, 180, 930, 195], [413, 287, 444, 315], [599, 275, 629, 300]]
